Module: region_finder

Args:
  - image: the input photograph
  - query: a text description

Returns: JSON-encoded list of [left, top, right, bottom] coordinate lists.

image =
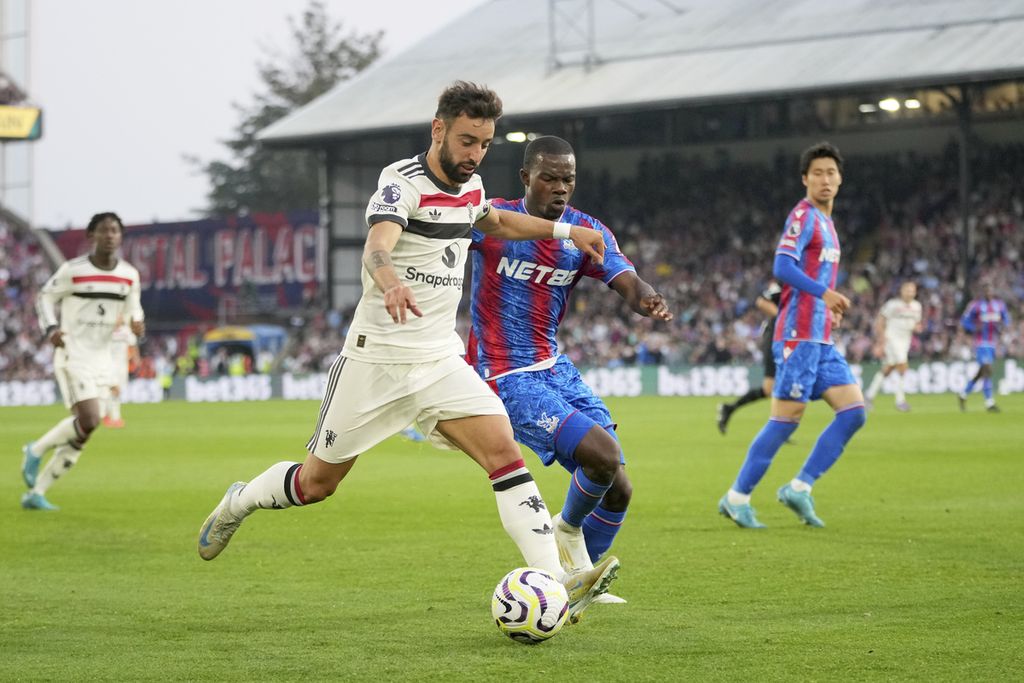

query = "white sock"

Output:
[[110, 399, 122, 421], [790, 478, 812, 493], [727, 488, 751, 505], [865, 371, 884, 400], [35, 416, 80, 453], [894, 373, 906, 404], [490, 462, 561, 575], [33, 444, 83, 495], [233, 461, 306, 515]]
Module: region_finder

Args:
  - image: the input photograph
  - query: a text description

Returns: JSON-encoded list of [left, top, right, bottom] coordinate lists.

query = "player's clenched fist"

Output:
[[568, 225, 605, 265], [640, 293, 673, 321], [383, 284, 423, 324]]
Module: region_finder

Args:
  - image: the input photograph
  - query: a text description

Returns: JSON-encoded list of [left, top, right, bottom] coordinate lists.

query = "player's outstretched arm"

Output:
[[363, 221, 422, 324], [476, 208, 604, 264], [610, 271, 673, 321]]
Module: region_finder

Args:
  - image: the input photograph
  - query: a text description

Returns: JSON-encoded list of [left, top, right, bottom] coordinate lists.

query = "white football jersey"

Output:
[[37, 255, 144, 378], [343, 154, 490, 364], [879, 297, 922, 342]]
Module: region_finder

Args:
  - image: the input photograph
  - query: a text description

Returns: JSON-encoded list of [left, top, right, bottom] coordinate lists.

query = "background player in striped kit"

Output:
[[468, 136, 672, 591], [865, 280, 923, 412], [21, 212, 144, 510], [196, 83, 618, 623], [958, 281, 1011, 413], [719, 142, 866, 529], [718, 281, 782, 434]]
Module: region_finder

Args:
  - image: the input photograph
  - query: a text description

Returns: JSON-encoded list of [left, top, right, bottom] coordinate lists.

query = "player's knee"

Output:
[[578, 445, 620, 485], [602, 476, 633, 511], [845, 406, 867, 432], [78, 414, 102, 435]]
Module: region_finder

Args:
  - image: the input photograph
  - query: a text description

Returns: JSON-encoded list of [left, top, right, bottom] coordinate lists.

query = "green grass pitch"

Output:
[[2, 394, 1022, 681]]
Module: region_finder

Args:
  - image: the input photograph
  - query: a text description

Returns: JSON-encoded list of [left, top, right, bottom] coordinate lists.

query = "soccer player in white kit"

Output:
[[103, 318, 139, 428], [196, 82, 619, 623], [864, 281, 923, 411], [21, 213, 145, 510]]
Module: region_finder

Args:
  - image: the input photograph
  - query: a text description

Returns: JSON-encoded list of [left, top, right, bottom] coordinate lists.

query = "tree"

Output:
[[198, 1, 382, 215]]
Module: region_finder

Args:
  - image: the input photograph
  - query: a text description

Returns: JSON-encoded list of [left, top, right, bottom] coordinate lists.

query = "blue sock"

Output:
[[964, 378, 977, 394], [733, 418, 800, 494], [982, 378, 993, 400], [582, 505, 626, 562], [797, 404, 867, 484], [561, 467, 613, 527]]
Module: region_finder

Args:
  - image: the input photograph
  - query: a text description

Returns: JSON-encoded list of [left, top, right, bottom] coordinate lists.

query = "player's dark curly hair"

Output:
[[800, 142, 844, 175], [435, 81, 502, 123], [86, 212, 124, 233], [523, 135, 575, 170]]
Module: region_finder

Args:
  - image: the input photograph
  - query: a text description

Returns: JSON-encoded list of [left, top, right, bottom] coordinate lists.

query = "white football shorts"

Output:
[[306, 354, 507, 463], [883, 337, 911, 366], [54, 362, 112, 410]]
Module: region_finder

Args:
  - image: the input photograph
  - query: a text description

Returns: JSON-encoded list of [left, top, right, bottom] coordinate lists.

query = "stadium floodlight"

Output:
[[904, 98, 922, 109], [858, 103, 877, 114], [505, 131, 527, 143], [879, 98, 901, 112]]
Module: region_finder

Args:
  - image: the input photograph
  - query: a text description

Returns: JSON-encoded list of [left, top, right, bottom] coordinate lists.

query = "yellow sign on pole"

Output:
[[0, 105, 42, 140]]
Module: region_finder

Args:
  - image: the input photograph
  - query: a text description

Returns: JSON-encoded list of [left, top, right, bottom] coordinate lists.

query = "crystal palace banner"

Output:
[[49, 210, 323, 321]]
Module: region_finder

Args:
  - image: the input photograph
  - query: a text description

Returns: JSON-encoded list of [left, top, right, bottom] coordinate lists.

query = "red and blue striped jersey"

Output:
[[961, 298, 1009, 347], [774, 198, 841, 344], [469, 198, 635, 379]]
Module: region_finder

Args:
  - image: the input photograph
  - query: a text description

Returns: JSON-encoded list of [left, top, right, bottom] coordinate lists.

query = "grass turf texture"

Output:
[[2, 394, 1021, 681]]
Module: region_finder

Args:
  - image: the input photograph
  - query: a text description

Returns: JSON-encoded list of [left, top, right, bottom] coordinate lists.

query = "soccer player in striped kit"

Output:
[[196, 83, 618, 623], [22, 212, 145, 510], [719, 143, 866, 529], [958, 281, 1010, 413], [467, 136, 672, 598]]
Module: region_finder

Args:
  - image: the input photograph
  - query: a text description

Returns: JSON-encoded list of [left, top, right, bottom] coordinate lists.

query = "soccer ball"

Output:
[[491, 567, 569, 644]]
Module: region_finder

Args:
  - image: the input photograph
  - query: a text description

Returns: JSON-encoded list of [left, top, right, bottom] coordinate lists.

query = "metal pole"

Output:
[[318, 147, 334, 311], [957, 86, 972, 291]]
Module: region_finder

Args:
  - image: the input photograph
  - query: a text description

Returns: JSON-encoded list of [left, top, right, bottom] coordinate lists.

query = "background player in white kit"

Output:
[[196, 81, 618, 623], [21, 212, 144, 510], [104, 316, 139, 429], [864, 281, 923, 411]]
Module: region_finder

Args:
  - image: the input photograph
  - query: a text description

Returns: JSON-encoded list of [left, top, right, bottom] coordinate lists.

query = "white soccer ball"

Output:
[[491, 567, 569, 644]]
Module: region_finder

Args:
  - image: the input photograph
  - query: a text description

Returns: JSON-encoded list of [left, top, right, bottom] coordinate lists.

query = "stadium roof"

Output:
[[260, 0, 1024, 144]]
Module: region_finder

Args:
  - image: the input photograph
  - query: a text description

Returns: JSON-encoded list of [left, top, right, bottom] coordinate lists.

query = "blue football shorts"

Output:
[[492, 355, 623, 471], [772, 340, 856, 403], [975, 345, 996, 366]]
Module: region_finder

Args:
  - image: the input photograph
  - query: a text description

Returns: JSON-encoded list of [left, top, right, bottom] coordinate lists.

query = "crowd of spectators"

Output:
[[2, 141, 1021, 382], [553, 141, 1024, 369], [0, 217, 53, 380]]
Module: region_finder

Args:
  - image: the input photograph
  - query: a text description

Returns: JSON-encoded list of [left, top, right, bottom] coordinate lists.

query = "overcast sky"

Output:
[[28, 0, 484, 229]]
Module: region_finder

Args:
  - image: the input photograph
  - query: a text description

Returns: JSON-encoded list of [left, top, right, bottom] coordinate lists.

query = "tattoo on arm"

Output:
[[366, 250, 392, 272]]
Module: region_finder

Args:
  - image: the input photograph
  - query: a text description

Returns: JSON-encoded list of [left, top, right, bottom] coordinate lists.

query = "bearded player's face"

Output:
[[435, 114, 494, 185]]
